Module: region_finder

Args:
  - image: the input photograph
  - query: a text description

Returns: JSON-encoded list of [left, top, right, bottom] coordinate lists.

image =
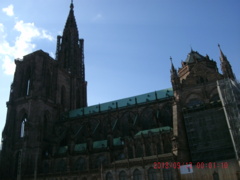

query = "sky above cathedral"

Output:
[[0, 0, 240, 143]]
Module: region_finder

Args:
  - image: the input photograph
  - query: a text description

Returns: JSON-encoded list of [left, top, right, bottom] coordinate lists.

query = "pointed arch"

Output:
[[119, 111, 136, 137], [95, 154, 106, 168], [128, 145, 134, 159], [148, 167, 157, 180], [119, 171, 127, 180], [163, 168, 173, 180], [25, 66, 31, 96], [106, 172, 113, 180], [74, 157, 86, 171], [89, 118, 100, 140], [160, 104, 173, 127], [135, 140, 143, 158], [43, 160, 49, 174], [139, 107, 157, 130], [55, 159, 67, 172], [20, 114, 28, 138], [145, 140, 152, 156], [133, 169, 142, 180]]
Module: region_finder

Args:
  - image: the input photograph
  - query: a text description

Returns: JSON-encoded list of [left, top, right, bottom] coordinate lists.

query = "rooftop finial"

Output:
[[170, 56, 173, 63], [70, 0, 74, 9], [190, 45, 193, 52], [218, 43, 224, 55], [218, 43, 222, 51]]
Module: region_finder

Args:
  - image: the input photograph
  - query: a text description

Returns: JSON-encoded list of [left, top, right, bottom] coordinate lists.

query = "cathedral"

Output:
[[0, 2, 240, 180]]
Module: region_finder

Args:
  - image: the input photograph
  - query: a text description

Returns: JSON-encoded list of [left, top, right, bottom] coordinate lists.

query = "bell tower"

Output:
[[0, 50, 59, 179], [56, 1, 87, 109], [0, 2, 88, 179]]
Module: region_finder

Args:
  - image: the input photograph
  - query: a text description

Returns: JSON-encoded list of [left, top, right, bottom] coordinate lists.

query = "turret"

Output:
[[218, 44, 235, 80], [170, 56, 180, 91]]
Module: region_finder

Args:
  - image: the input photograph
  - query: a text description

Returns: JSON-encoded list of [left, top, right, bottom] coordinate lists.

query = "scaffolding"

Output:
[[217, 78, 240, 167], [183, 103, 234, 163]]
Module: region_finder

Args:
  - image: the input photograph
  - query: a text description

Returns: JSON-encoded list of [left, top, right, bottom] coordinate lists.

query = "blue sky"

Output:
[[0, 0, 240, 142]]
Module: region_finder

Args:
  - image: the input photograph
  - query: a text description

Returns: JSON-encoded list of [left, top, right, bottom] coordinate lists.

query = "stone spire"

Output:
[[56, 1, 85, 79], [56, 1, 87, 109], [170, 56, 180, 91], [218, 44, 235, 80]]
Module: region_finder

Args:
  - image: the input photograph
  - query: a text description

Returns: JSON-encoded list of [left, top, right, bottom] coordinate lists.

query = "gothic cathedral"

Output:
[[1, 2, 240, 180]]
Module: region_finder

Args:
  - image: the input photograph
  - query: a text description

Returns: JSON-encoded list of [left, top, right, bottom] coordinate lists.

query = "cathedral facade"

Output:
[[0, 2, 240, 180]]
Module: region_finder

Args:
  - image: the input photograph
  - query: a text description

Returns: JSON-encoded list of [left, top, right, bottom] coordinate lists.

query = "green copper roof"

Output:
[[113, 137, 124, 146], [74, 143, 87, 152], [58, 146, 68, 154], [135, 126, 172, 136], [93, 140, 108, 149], [66, 88, 173, 119]]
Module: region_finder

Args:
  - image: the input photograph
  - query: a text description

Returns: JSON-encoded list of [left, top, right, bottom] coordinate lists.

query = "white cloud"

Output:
[[41, 30, 54, 41], [1, 56, 15, 75], [0, 23, 16, 74], [2, 4, 14, 17], [0, 15, 54, 75], [92, 13, 103, 21]]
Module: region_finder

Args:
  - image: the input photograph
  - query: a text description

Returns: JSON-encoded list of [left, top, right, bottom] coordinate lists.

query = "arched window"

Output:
[[119, 171, 127, 180], [74, 157, 86, 171], [118, 112, 136, 137], [140, 108, 156, 130], [128, 145, 134, 159], [106, 172, 113, 180], [95, 155, 106, 168], [25, 67, 31, 96], [43, 161, 49, 174], [161, 106, 172, 127], [148, 168, 157, 180], [163, 168, 173, 180], [61, 86, 66, 107], [163, 135, 172, 153], [20, 117, 27, 138], [26, 78, 31, 96], [55, 159, 67, 172], [135, 142, 143, 158], [213, 171, 219, 180], [145, 141, 152, 156], [133, 169, 142, 180]]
